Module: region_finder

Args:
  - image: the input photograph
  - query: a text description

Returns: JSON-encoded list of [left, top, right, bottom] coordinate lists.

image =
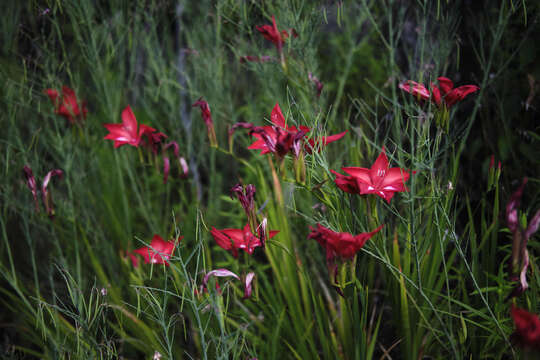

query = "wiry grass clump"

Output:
[[1, 0, 539, 359]]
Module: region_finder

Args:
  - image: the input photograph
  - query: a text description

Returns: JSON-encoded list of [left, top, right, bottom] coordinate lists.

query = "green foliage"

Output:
[[1, 0, 539, 359]]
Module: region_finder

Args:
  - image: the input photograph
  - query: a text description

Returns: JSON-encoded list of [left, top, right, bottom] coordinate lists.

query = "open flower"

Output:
[[511, 305, 540, 351], [131, 235, 181, 267], [506, 178, 540, 299], [104, 105, 157, 148], [334, 147, 413, 203], [45, 86, 88, 125], [399, 76, 479, 109], [211, 223, 279, 257], [430, 77, 479, 108], [308, 223, 383, 260], [237, 103, 346, 157]]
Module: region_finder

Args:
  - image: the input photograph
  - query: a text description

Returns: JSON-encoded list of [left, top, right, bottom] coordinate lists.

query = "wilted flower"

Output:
[[506, 178, 540, 298], [42, 169, 64, 218], [23, 165, 64, 218], [192, 98, 218, 147], [256, 15, 297, 70], [308, 223, 383, 260], [211, 223, 279, 257], [104, 105, 157, 148], [333, 147, 414, 203], [23, 165, 39, 211], [510, 305, 540, 351], [162, 141, 188, 184], [45, 86, 88, 125], [130, 235, 181, 267], [202, 269, 256, 299], [231, 183, 257, 231], [308, 72, 324, 98]]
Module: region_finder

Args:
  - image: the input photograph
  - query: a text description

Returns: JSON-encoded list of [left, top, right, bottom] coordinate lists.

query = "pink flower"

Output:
[[399, 76, 479, 109], [45, 86, 88, 125], [211, 223, 279, 257], [506, 178, 540, 298], [202, 269, 256, 299], [334, 147, 414, 203], [23, 165, 39, 212], [308, 72, 324, 98], [104, 105, 157, 148], [511, 305, 540, 350], [308, 223, 383, 260], [192, 98, 218, 147], [131, 235, 181, 267], [22, 165, 63, 218]]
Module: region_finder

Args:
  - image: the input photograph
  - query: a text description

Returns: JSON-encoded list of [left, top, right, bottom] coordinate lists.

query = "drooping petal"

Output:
[[23, 165, 40, 211], [506, 178, 528, 233], [431, 83, 442, 106], [525, 209, 540, 240], [203, 269, 240, 289], [41, 169, 64, 218], [399, 80, 430, 100], [340, 167, 371, 185], [445, 85, 480, 107], [243, 272, 255, 299]]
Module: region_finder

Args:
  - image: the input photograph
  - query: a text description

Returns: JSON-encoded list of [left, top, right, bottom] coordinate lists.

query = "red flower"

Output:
[[431, 77, 479, 108], [335, 147, 414, 203], [399, 77, 479, 109], [308, 223, 383, 260], [131, 235, 181, 266], [246, 103, 346, 156], [192, 98, 217, 147], [45, 86, 88, 125], [256, 15, 291, 50], [211, 223, 279, 257], [511, 305, 540, 350], [104, 105, 157, 148]]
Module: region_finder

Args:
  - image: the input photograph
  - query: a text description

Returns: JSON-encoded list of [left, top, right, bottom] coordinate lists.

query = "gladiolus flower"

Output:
[[45, 86, 88, 125], [104, 105, 157, 148], [23, 165, 39, 212], [235, 103, 346, 158], [256, 15, 291, 50], [211, 223, 279, 257], [308, 223, 383, 260], [42, 169, 64, 218], [202, 269, 256, 299], [399, 77, 479, 109], [192, 98, 218, 147], [131, 235, 181, 266], [506, 178, 540, 299], [162, 141, 188, 184], [334, 147, 414, 203], [231, 184, 257, 231], [330, 170, 361, 194], [308, 72, 324, 98], [510, 305, 540, 350], [22, 165, 64, 218]]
